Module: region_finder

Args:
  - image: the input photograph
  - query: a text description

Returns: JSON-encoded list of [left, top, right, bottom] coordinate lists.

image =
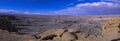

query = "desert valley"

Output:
[[0, 14, 120, 41]]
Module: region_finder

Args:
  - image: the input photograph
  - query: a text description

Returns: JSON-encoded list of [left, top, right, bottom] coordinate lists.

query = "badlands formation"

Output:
[[0, 15, 120, 41]]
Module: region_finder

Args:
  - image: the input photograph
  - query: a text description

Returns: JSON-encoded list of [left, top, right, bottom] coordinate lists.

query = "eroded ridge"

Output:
[[38, 18, 120, 41]]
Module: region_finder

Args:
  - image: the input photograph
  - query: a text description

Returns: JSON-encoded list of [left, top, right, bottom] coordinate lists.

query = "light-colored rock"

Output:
[[101, 18, 120, 41], [68, 29, 79, 33], [76, 32, 88, 40], [75, 40, 84, 41], [101, 18, 120, 35], [40, 40, 54, 41], [53, 37, 62, 41], [62, 32, 75, 41], [54, 29, 65, 37], [39, 29, 57, 40], [86, 35, 97, 41]]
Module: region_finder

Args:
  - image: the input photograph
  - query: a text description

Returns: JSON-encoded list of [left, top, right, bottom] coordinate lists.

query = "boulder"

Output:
[[53, 37, 62, 41], [68, 29, 80, 33], [39, 29, 57, 40], [54, 29, 66, 37], [61, 32, 76, 41], [75, 32, 88, 39]]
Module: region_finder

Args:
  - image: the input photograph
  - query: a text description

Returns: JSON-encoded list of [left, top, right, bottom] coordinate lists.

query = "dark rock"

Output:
[[0, 15, 18, 32]]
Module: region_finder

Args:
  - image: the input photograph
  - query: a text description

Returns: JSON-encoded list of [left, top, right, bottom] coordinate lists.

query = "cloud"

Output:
[[23, 11, 51, 15], [0, 9, 42, 14], [0, 9, 19, 14], [101, 0, 120, 3], [101, 0, 120, 2], [0, 2, 119, 15], [54, 2, 120, 15], [23, 11, 41, 14], [0, 9, 48, 15]]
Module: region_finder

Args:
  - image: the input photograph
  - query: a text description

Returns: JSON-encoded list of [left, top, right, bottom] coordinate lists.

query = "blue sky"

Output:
[[0, 0, 120, 15]]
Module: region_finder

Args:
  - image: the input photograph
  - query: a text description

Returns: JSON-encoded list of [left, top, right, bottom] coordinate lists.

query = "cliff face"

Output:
[[0, 15, 18, 32], [102, 18, 120, 33], [38, 18, 120, 41], [10, 15, 104, 35], [0, 15, 103, 35], [101, 18, 120, 41]]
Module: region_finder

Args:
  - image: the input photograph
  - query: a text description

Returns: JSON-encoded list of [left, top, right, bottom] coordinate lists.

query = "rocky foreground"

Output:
[[38, 18, 120, 41], [0, 15, 120, 41]]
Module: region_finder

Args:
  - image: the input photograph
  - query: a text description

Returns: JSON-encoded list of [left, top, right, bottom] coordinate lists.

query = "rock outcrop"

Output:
[[101, 18, 120, 35], [11, 15, 103, 35], [0, 15, 18, 32], [38, 29, 97, 41], [38, 18, 120, 41], [101, 18, 120, 41]]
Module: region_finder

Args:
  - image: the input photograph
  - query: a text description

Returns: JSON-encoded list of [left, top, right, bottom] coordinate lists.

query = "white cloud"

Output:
[[101, 0, 120, 4], [0, 9, 42, 14], [54, 2, 120, 15], [0, 9, 48, 15], [23, 11, 41, 14], [0, 2, 119, 15], [76, 2, 113, 7], [0, 9, 19, 13]]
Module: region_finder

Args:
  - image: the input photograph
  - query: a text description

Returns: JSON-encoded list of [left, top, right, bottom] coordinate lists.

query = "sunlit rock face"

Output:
[[101, 18, 120, 35], [101, 18, 120, 40], [38, 18, 120, 41]]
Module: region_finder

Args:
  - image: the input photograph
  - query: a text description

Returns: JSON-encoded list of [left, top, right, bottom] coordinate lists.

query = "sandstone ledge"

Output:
[[38, 18, 120, 41]]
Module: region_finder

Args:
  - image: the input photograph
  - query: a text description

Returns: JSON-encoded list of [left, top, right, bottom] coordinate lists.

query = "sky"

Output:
[[0, 0, 120, 15]]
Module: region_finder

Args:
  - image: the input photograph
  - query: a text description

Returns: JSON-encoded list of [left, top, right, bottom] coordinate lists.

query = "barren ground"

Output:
[[0, 14, 120, 41]]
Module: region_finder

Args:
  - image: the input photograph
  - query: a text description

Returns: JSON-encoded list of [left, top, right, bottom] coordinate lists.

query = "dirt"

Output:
[[0, 29, 38, 41]]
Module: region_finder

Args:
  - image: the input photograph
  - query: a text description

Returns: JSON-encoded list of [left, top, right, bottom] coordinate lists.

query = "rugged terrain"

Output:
[[0, 14, 120, 41]]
